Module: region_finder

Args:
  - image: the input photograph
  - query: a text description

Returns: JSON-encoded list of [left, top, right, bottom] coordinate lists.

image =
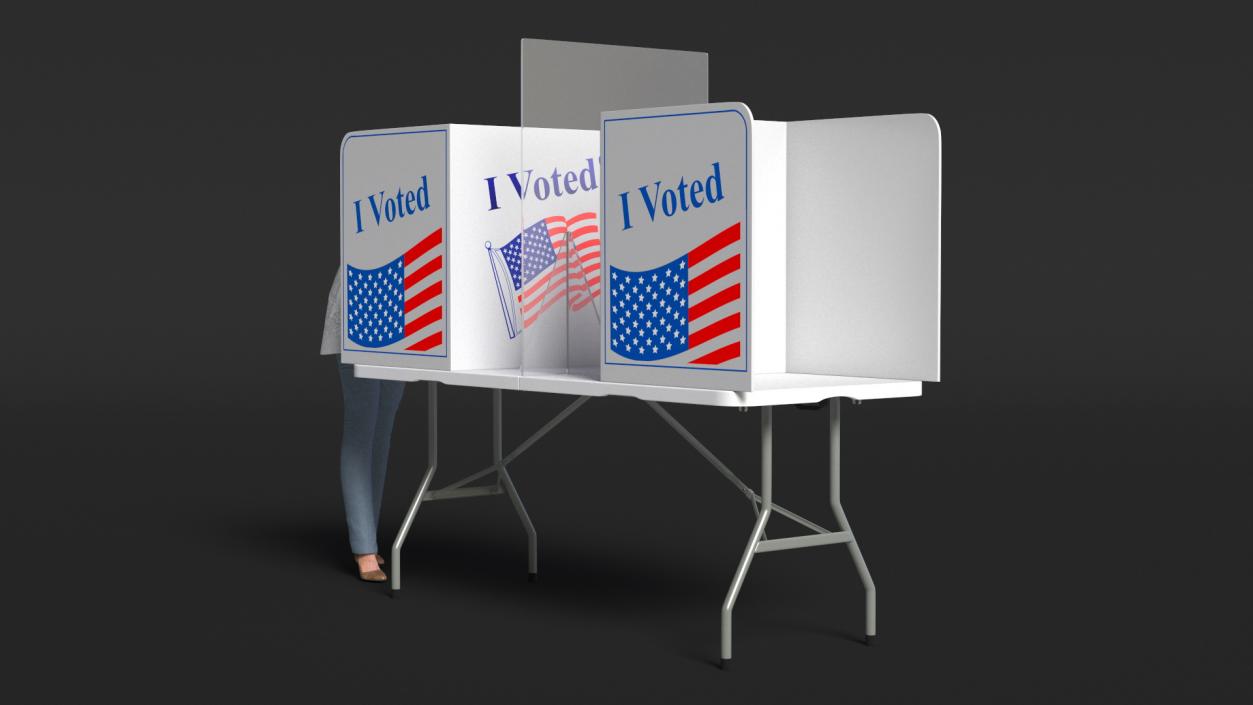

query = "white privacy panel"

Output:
[[786, 114, 941, 382]]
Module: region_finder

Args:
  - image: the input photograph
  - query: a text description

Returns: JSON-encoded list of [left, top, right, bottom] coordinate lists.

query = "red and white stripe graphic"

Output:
[[551, 211, 601, 311], [520, 212, 600, 328], [681, 222, 743, 365], [401, 227, 444, 351]]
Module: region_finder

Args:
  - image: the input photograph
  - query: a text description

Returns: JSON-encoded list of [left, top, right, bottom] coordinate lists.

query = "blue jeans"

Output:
[[338, 363, 405, 555]]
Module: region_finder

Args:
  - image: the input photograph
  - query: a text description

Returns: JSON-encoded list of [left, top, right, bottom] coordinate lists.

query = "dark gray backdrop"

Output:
[[4, 8, 1250, 703]]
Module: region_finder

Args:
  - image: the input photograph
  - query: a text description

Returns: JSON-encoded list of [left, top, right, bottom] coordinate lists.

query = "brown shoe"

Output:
[[359, 568, 387, 582], [353, 554, 388, 582], [375, 553, 385, 566]]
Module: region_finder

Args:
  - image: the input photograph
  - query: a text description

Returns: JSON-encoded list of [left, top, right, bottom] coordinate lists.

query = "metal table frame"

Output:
[[388, 381, 878, 667]]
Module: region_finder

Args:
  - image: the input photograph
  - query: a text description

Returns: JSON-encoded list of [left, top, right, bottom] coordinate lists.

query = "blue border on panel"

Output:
[[600, 108, 750, 373], [340, 128, 450, 359]]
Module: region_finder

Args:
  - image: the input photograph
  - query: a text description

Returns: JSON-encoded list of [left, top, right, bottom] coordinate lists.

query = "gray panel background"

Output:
[[786, 114, 941, 381], [521, 39, 708, 130], [600, 103, 751, 389], [341, 128, 448, 363]]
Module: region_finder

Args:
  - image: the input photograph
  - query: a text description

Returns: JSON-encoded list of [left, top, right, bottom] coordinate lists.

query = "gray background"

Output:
[[3, 8, 1251, 703]]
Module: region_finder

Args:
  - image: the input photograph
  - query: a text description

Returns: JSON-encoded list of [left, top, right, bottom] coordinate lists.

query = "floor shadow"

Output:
[[222, 518, 346, 563], [217, 511, 728, 606]]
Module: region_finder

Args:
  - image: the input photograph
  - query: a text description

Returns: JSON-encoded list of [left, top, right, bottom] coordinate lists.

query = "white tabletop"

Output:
[[354, 365, 921, 407]]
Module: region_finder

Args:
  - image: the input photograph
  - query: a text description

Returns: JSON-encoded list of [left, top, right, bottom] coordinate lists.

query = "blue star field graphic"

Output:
[[608, 254, 689, 361], [345, 259, 406, 348], [499, 220, 558, 291]]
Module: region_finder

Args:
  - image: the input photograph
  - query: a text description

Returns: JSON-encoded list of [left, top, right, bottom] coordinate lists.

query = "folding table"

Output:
[[357, 364, 920, 666]]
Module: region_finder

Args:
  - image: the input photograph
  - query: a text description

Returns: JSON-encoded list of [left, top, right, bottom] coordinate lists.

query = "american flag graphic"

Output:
[[345, 227, 444, 353], [489, 212, 600, 337], [608, 222, 743, 366], [551, 212, 601, 312]]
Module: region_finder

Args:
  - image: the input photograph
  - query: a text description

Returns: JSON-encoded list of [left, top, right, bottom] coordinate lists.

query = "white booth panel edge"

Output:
[[786, 113, 941, 382], [355, 364, 920, 408]]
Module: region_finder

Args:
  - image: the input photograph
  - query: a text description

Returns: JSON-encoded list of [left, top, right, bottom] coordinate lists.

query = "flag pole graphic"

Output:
[[486, 241, 520, 339]]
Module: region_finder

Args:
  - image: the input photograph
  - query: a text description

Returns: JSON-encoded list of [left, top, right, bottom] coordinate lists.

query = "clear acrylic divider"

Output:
[[519, 39, 708, 379]]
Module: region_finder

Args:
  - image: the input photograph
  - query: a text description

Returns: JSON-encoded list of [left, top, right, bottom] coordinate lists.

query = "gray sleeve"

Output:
[[320, 269, 342, 355]]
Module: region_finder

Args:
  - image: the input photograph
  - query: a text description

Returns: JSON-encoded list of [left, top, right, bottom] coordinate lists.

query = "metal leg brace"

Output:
[[646, 398, 876, 666], [390, 384, 589, 593]]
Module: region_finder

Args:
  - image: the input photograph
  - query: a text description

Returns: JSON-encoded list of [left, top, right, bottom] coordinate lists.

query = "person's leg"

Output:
[[369, 379, 406, 530], [339, 363, 383, 558]]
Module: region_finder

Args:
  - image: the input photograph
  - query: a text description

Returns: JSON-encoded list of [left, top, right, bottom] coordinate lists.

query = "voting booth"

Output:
[[339, 115, 939, 387], [343, 39, 941, 666]]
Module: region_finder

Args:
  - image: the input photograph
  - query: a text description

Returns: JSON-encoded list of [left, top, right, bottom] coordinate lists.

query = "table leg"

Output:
[[494, 388, 539, 581], [720, 406, 774, 668], [830, 398, 876, 644], [390, 381, 439, 594], [718, 400, 878, 665]]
